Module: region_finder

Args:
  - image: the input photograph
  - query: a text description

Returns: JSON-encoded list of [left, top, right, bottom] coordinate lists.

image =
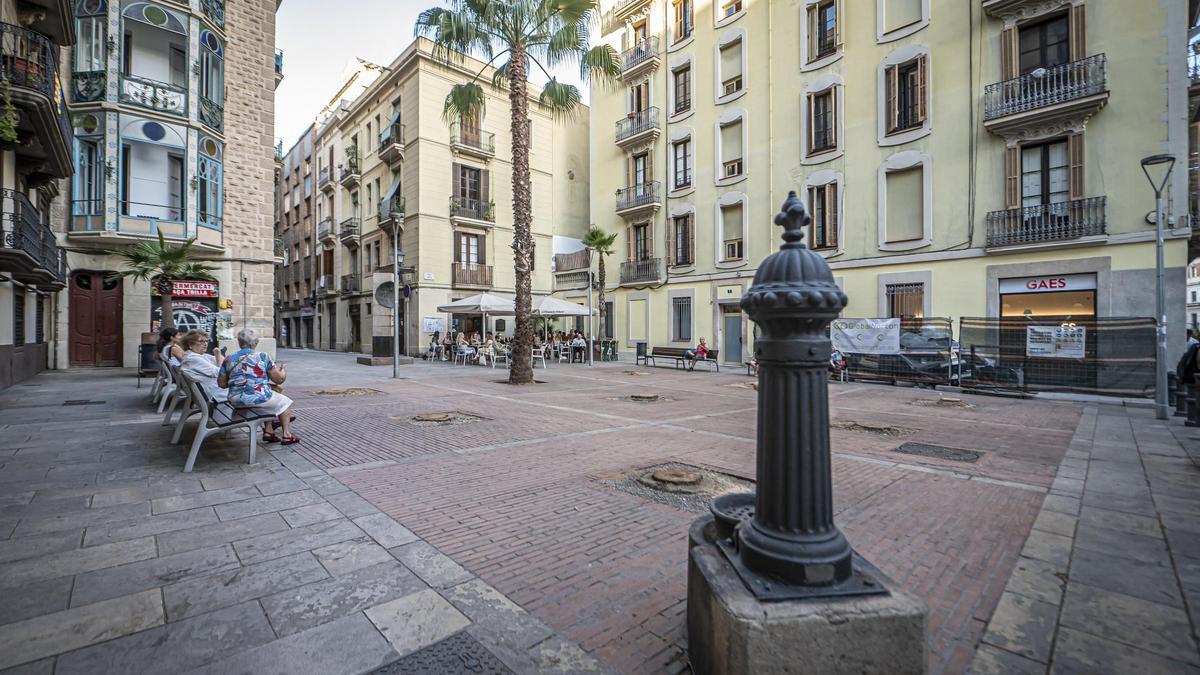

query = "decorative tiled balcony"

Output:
[[620, 257, 661, 285], [986, 196, 1106, 249], [983, 55, 1108, 138], [119, 73, 188, 117]]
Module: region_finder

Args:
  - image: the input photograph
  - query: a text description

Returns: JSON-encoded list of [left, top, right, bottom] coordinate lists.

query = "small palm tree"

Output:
[[581, 226, 617, 340], [417, 0, 620, 384], [107, 233, 216, 331]]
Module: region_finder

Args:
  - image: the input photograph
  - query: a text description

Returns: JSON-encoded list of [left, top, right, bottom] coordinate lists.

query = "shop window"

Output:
[[886, 282, 924, 319]]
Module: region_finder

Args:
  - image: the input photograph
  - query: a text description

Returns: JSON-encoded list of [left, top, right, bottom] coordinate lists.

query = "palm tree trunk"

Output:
[[161, 292, 175, 331], [508, 44, 534, 384], [597, 255, 607, 340]]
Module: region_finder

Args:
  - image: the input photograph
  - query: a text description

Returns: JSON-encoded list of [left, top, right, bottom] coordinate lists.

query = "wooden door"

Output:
[[69, 271, 122, 367]]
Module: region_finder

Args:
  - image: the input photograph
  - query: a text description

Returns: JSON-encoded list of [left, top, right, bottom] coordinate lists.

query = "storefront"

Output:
[[151, 280, 223, 337], [999, 273, 1097, 319]]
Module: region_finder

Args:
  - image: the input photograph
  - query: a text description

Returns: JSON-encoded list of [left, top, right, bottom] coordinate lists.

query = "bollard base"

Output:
[[687, 516, 927, 675]]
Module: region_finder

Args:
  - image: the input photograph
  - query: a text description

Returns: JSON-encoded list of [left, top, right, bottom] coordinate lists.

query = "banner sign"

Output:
[[423, 316, 446, 334], [999, 273, 1096, 295], [1026, 325, 1086, 359], [149, 280, 219, 298], [831, 318, 901, 355]]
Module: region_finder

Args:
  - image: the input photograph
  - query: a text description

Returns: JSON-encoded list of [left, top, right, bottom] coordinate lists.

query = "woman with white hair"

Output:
[[218, 328, 298, 444]]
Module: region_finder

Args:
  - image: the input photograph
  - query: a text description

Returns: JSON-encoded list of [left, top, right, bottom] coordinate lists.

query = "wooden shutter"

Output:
[[886, 65, 898, 132], [626, 223, 633, 260], [1000, 26, 1018, 80], [480, 168, 490, 205], [453, 231, 462, 263], [666, 218, 675, 266], [916, 55, 928, 123], [806, 93, 815, 155], [452, 163, 462, 199], [835, 0, 844, 47], [645, 151, 654, 184], [626, 154, 634, 187], [478, 233, 486, 264], [806, 6, 817, 62], [646, 221, 654, 257], [1068, 133, 1084, 200], [688, 214, 695, 264], [828, 183, 839, 248], [830, 87, 839, 148], [1069, 4, 1086, 62], [1004, 145, 1021, 208], [674, 0, 684, 41]]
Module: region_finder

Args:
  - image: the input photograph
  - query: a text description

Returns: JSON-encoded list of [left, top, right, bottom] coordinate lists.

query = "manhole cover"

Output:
[[604, 462, 754, 511], [396, 411, 488, 427], [893, 442, 981, 463], [314, 387, 382, 397], [832, 420, 911, 437], [911, 396, 976, 409], [370, 631, 513, 675], [62, 400, 105, 406], [651, 469, 702, 485], [612, 393, 673, 403]]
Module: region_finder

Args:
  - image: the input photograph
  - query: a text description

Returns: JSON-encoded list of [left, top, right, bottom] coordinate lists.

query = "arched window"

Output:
[[199, 30, 224, 131], [198, 135, 223, 229], [74, 0, 107, 74], [122, 2, 187, 35], [72, 112, 105, 216]]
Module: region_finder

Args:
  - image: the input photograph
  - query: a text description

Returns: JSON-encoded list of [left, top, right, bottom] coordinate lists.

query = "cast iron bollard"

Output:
[[1187, 375, 1200, 427], [1169, 372, 1178, 408], [1176, 372, 1189, 417], [725, 191, 879, 595]]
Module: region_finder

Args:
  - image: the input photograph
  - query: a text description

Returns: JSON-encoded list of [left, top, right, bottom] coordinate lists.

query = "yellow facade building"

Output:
[[580, 0, 1192, 366], [308, 38, 591, 356]]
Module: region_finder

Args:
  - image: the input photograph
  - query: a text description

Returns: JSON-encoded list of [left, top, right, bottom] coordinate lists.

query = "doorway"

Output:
[[328, 303, 337, 350], [721, 305, 742, 364], [70, 271, 123, 367]]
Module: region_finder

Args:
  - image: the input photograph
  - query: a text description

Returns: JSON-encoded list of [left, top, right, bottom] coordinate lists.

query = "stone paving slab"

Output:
[[83, 506, 220, 547], [71, 544, 241, 606], [259, 560, 425, 637], [163, 552, 330, 621], [155, 512, 290, 557], [364, 589, 471, 658]]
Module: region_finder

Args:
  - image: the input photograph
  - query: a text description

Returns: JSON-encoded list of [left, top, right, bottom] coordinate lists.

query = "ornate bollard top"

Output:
[[740, 191, 847, 322]]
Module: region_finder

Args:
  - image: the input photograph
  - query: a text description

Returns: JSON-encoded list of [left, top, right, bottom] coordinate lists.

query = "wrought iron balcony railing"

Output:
[[615, 107, 659, 143], [317, 218, 333, 240], [340, 273, 361, 293], [616, 181, 661, 212], [622, 37, 659, 72], [452, 262, 493, 288], [450, 123, 495, 154], [984, 54, 1107, 121], [620, 257, 661, 284], [318, 167, 331, 187], [1, 189, 62, 283], [339, 157, 360, 183], [379, 195, 405, 225], [120, 73, 187, 116], [338, 217, 360, 240], [554, 249, 590, 273], [449, 196, 494, 222], [986, 196, 1106, 247], [379, 122, 405, 148], [0, 22, 71, 154]]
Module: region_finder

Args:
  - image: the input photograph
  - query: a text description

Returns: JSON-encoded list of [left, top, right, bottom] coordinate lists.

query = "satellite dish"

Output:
[[375, 281, 395, 309]]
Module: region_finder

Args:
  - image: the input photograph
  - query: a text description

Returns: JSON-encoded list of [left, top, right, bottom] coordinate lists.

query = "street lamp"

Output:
[[393, 245, 404, 380], [1142, 154, 1176, 421], [585, 246, 594, 367]]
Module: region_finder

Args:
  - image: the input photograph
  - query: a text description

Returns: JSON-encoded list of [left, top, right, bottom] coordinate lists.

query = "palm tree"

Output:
[[416, 0, 620, 384], [107, 233, 216, 331], [581, 226, 617, 340]]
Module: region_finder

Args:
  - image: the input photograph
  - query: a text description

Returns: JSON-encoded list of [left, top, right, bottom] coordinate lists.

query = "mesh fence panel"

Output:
[[958, 316, 1156, 398], [839, 318, 955, 385]]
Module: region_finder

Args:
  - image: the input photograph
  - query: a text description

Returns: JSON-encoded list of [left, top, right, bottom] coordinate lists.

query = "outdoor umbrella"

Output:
[[436, 293, 516, 341], [531, 296, 596, 342]]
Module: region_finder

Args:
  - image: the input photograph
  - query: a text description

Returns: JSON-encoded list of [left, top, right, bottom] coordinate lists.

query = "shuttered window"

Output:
[[671, 214, 694, 266], [719, 40, 743, 95], [13, 291, 24, 347], [807, 1, 839, 61], [36, 295, 44, 343], [673, 66, 691, 114], [721, 121, 743, 178], [883, 0, 922, 34], [885, 55, 926, 134], [809, 183, 838, 250], [673, 0, 693, 42], [673, 140, 691, 189], [808, 88, 836, 155], [885, 168, 924, 243], [721, 204, 744, 261]]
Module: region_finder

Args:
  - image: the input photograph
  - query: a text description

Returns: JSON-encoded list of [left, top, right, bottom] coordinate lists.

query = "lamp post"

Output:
[[393, 234, 404, 381], [1142, 154, 1176, 421], [586, 247, 594, 367]]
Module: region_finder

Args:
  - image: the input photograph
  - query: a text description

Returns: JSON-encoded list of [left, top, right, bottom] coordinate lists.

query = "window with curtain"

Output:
[[719, 40, 743, 96], [1021, 139, 1069, 207], [721, 203, 744, 261], [1019, 13, 1069, 74], [886, 283, 924, 319], [720, 120, 743, 178]]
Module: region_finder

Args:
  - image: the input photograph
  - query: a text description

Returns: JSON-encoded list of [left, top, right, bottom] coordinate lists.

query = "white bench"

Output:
[[177, 372, 276, 473]]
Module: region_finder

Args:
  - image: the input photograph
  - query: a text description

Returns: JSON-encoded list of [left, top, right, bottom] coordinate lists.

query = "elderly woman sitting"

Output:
[[218, 328, 299, 445], [179, 330, 227, 402]]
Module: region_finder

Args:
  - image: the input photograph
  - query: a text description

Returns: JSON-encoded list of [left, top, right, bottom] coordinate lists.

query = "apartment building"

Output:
[[57, 0, 279, 369], [584, 0, 1191, 365], [311, 37, 590, 357], [0, 0, 73, 387], [275, 125, 314, 348]]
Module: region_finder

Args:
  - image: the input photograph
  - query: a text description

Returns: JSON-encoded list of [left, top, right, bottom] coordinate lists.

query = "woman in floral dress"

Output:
[[218, 328, 298, 444]]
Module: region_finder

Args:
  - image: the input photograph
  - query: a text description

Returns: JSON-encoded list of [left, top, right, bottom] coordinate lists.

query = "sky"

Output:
[[274, 0, 589, 151]]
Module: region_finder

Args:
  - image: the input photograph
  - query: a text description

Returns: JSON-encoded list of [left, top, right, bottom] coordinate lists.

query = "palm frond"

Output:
[[580, 44, 621, 88], [443, 82, 488, 124], [415, 5, 493, 66], [582, 226, 618, 255], [537, 78, 582, 120], [490, 60, 511, 91], [544, 20, 583, 69]]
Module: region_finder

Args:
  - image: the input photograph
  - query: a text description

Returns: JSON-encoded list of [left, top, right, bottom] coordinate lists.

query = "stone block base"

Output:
[[687, 516, 928, 675], [356, 356, 415, 367]]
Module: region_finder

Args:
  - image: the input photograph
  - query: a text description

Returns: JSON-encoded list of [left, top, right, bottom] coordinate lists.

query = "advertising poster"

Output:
[[1026, 325, 1086, 359], [151, 280, 220, 335], [830, 318, 901, 355]]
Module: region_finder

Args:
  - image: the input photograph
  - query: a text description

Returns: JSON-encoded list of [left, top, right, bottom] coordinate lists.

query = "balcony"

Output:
[[615, 181, 662, 217], [199, 96, 223, 133], [340, 273, 361, 295], [318, 167, 335, 194], [274, 49, 283, 87], [615, 107, 660, 147], [72, 70, 105, 103], [316, 273, 336, 297], [452, 262, 493, 289], [620, 257, 661, 285], [201, 0, 225, 28], [119, 73, 188, 117], [339, 156, 360, 188], [449, 196, 495, 225], [611, 0, 651, 22], [0, 23, 72, 178], [554, 250, 590, 273], [983, 55, 1108, 138], [450, 123, 495, 159], [0, 189, 65, 289], [378, 123, 405, 164], [317, 217, 334, 246], [986, 197, 1106, 249], [15, 0, 74, 45], [621, 37, 659, 80], [379, 195, 405, 233], [1191, 43, 1200, 88], [339, 217, 360, 248]]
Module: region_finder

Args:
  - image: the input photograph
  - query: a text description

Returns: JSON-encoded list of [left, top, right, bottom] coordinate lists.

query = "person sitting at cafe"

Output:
[[428, 332, 443, 361], [179, 330, 227, 402], [218, 328, 298, 445], [158, 327, 184, 367], [684, 337, 709, 371], [569, 332, 586, 362]]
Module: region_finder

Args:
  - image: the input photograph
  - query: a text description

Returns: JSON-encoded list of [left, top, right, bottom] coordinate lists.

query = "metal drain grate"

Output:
[[62, 400, 106, 406], [370, 631, 514, 675], [893, 442, 981, 463]]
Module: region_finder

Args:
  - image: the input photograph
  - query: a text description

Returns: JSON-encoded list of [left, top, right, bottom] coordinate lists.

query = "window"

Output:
[[808, 1, 839, 61], [75, 7, 106, 72], [74, 138, 103, 214], [720, 203, 744, 261], [809, 183, 838, 250], [457, 164, 482, 201], [720, 120, 743, 178], [672, 297, 693, 342], [365, 122, 372, 152], [604, 301, 615, 339], [13, 292, 24, 347], [808, 88, 836, 155], [673, 0, 693, 42], [886, 283, 924, 319], [884, 167, 924, 243], [304, 238, 311, 257], [1019, 14, 1069, 74], [630, 81, 650, 114], [672, 214, 693, 265], [456, 232, 483, 265], [169, 45, 186, 88], [673, 140, 691, 189], [631, 152, 649, 187], [885, 56, 927, 135], [719, 40, 743, 96], [199, 30, 224, 108], [373, 243, 380, 270], [673, 66, 691, 114], [35, 296, 44, 343], [1192, 291, 1196, 303], [198, 135, 223, 228], [633, 18, 648, 43], [883, 0, 922, 34], [633, 223, 650, 260], [721, 0, 742, 18], [1021, 139, 1069, 207]]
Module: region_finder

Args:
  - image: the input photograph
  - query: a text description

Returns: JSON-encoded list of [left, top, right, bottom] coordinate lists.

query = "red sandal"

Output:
[[280, 434, 301, 445], [262, 431, 281, 443]]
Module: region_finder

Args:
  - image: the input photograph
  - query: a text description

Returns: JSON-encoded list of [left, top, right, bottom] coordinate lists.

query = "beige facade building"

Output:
[[582, 0, 1192, 365], [275, 124, 314, 348], [52, 0, 279, 371], [300, 37, 590, 357]]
